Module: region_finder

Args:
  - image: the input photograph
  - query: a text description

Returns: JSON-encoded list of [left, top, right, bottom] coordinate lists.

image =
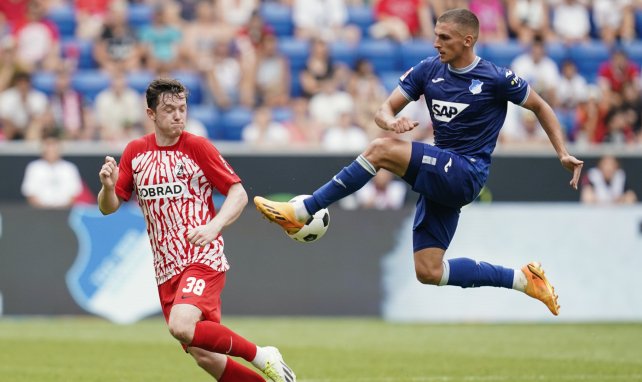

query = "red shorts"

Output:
[[157, 264, 226, 324]]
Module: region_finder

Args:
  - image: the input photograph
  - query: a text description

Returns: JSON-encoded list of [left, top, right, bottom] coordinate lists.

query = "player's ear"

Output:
[[146, 107, 156, 121]]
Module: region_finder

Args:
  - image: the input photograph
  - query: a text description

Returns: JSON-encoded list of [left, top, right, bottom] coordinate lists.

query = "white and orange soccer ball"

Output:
[[286, 195, 330, 243]]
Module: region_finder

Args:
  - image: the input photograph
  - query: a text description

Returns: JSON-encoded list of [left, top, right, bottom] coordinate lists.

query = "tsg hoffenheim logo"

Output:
[[67, 206, 160, 324], [469, 79, 483, 95]]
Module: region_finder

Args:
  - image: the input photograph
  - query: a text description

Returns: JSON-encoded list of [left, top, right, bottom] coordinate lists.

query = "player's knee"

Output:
[[415, 265, 441, 285], [363, 137, 394, 168], [168, 315, 196, 344]]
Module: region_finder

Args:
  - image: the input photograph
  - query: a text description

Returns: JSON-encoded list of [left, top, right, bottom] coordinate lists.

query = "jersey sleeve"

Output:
[[115, 142, 135, 201], [498, 67, 530, 106], [398, 60, 429, 102], [193, 138, 241, 196]]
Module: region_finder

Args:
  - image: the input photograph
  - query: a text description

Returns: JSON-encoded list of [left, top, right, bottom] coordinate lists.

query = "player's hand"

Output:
[[187, 225, 219, 247], [560, 154, 584, 190], [388, 117, 419, 134], [99, 156, 119, 189]]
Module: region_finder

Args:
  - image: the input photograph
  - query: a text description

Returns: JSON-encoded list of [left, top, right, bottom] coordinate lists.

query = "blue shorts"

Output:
[[402, 142, 483, 251]]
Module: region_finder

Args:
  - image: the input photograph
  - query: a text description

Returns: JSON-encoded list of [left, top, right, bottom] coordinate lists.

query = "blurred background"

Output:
[[0, 0, 641, 323]]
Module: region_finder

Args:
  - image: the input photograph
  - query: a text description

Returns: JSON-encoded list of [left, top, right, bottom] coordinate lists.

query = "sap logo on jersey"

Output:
[[138, 182, 185, 200], [431, 100, 469, 122]]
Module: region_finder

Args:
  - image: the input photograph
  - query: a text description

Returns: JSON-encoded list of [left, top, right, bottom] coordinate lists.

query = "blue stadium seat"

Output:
[[260, 3, 294, 37], [357, 39, 399, 74], [569, 42, 610, 83], [481, 40, 525, 68], [189, 105, 221, 139], [347, 6, 375, 35], [47, 5, 76, 38], [72, 70, 111, 103], [170, 71, 202, 105], [621, 41, 642, 64], [126, 71, 155, 95], [128, 3, 153, 31], [290, 70, 302, 97], [272, 106, 293, 122], [61, 39, 96, 69], [636, 9, 642, 39], [544, 42, 568, 67], [32, 71, 56, 95], [399, 40, 437, 70], [220, 107, 254, 141], [330, 41, 358, 68], [380, 71, 402, 92], [278, 37, 310, 72]]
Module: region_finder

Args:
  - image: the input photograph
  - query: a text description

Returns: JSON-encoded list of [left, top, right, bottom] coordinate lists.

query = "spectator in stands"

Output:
[[94, 2, 142, 72], [46, 68, 91, 141], [353, 169, 408, 210], [0, 35, 18, 93], [620, 82, 642, 143], [592, 0, 635, 46], [75, 0, 113, 40], [282, 97, 323, 146], [0, 0, 28, 26], [468, 0, 509, 43], [551, 0, 590, 44], [94, 70, 143, 142], [242, 106, 291, 146], [602, 107, 636, 144], [580, 155, 637, 204], [235, 10, 274, 76], [293, 0, 361, 44], [347, 58, 387, 139], [202, 39, 253, 109], [21, 132, 83, 209], [321, 111, 369, 152], [510, 36, 560, 103], [369, 0, 433, 42], [139, 5, 182, 73], [597, 48, 640, 103], [431, 0, 469, 16], [0, 71, 49, 141], [555, 59, 588, 137], [300, 38, 338, 98], [11, 0, 62, 71], [182, 0, 235, 72], [574, 85, 609, 144], [501, 107, 550, 146], [309, 76, 354, 129], [506, 0, 552, 44], [253, 33, 290, 107], [219, 0, 258, 31]]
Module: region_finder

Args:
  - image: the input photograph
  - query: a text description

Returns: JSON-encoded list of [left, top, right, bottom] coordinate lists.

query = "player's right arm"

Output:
[[375, 88, 419, 134], [98, 156, 123, 215]]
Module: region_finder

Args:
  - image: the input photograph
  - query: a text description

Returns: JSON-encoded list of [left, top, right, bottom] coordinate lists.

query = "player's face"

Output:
[[433, 21, 470, 65], [148, 92, 187, 141]]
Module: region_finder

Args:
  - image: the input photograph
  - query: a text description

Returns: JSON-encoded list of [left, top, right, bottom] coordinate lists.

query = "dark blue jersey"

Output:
[[398, 55, 530, 178]]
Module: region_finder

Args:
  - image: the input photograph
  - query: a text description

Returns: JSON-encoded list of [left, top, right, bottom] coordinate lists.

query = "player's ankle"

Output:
[[293, 200, 310, 222]]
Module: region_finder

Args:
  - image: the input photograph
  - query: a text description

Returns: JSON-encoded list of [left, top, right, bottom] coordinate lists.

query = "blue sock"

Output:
[[303, 155, 376, 215], [445, 258, 514, 289]]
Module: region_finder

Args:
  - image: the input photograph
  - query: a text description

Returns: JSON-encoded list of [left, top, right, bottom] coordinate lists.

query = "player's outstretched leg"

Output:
[[254, 196, 305, 234], [521, 262, 560, 316], [254, 154, 377, 234], [252, 346, 296, 382]]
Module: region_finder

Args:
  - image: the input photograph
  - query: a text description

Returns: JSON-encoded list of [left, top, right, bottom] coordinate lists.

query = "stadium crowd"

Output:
[[0, 0, 642, 148]]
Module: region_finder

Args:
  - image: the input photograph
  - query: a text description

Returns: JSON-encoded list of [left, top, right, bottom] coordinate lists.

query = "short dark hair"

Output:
[[145, 78, 188, 111], [437, 8, 479, 42]]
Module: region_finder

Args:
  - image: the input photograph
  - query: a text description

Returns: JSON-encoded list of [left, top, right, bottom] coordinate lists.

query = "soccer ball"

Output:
[[286, 195, 330, 243]]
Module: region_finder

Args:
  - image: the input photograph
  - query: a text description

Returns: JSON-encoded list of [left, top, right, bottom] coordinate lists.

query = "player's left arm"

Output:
[[187, 182, 248, 246], [521, 89, 584, 189]]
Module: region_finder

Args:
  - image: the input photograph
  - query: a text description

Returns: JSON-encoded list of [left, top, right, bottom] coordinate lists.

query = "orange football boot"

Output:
[[522, 261, 560, 316], [254, 196, 304, 234]]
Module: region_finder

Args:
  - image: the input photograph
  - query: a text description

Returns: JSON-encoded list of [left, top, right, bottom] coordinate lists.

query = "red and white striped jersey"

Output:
[[115, 131, 240, 285]]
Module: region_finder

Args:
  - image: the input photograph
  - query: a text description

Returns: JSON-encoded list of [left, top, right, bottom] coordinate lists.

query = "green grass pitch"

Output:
[[0, 317, 641, 381]]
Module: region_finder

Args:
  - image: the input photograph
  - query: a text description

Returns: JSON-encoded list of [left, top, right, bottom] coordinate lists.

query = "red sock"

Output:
[[220, 357, 265, 382], [189, 321, 258, 362]]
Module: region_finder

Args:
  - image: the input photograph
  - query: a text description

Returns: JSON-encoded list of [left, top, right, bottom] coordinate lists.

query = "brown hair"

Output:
[[145, 78, 188, 111], [437, 8, 479, 43]]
